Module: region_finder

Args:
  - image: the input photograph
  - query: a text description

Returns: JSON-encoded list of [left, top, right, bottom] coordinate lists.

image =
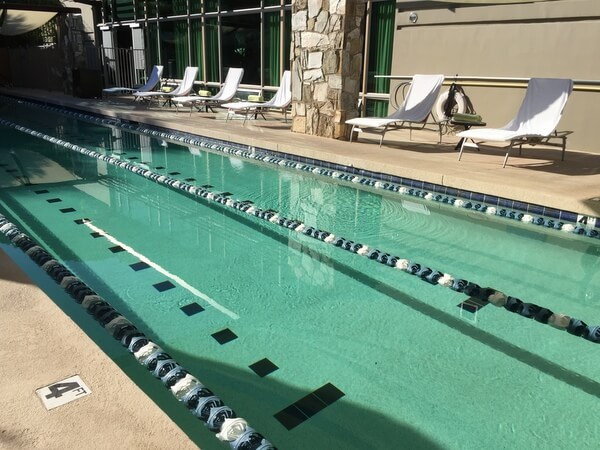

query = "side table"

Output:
[[451, 120, 486, 151]]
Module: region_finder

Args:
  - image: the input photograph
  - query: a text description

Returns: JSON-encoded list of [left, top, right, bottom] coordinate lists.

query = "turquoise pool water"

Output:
[[1, 99, 599, 449]]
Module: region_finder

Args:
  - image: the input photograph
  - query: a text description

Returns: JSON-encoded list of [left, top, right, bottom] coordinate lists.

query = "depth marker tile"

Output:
[[180, 302, 205, 316], [153, 280, 176, 292]]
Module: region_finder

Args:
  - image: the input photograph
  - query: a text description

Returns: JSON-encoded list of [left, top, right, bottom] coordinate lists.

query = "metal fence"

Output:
[[100, 47, 148, 89]]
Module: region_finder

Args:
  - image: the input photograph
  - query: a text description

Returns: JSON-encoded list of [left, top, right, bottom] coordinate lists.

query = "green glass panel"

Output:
[[190, 20, 204, 80], [204, 0, 218, 12], [174, 21, 190, 79], [264, 0, 280, 6], [263, 12, 280, 86], [159, 21, 176, 78], [221, 13, 260, 84], [115, 0, 135, 21], [367, 0, 395, 94], [283, 9, 291, 70], [204, 18, 219, 82], [146, 22, 159, 66], [134, 0, 145, 19], [147, 0, 157, 17], [158, 0, 172, 16], [190, 0, 202, 14], [221, 0, 260, 9], [366, 99, 389, 117], [173, 0, 188, 15]]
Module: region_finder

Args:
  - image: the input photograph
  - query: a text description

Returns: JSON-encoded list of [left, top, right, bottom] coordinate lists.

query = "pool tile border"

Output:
[[1, 94, 598, 239]]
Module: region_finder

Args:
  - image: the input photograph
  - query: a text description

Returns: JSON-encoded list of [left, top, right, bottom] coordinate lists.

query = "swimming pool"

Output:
[[1, 97, 599, 449]]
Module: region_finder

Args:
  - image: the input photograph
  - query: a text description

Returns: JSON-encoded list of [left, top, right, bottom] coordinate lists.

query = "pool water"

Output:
[[1, 99, 599, 449]]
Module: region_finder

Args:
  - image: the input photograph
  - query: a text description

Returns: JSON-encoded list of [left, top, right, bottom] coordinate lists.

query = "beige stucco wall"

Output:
[[390, 0, 600, 153]]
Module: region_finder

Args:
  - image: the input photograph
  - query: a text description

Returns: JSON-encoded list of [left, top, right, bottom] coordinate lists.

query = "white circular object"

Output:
[[436, 90, 466, 120]]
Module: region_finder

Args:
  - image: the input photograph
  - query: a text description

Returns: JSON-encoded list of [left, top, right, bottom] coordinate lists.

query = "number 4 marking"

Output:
[[577, 215, 597, 229], [45, 382, 81, 399]]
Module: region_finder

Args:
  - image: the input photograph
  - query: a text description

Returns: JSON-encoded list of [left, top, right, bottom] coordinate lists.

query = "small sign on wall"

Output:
[[36, 375, 91, 410]]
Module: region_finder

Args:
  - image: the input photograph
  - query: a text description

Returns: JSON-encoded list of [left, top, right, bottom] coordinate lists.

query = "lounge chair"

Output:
[[134, 66, 199, 106], [171, 67, 244, 114], [456, 78, 573, 167], [102, 65, 164, 98], [221, 70, 291, 124], [346, 74, 445, 147]]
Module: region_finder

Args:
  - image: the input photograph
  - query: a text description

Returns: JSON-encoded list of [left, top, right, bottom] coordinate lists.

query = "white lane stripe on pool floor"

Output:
[[84, 221, 240, 320]]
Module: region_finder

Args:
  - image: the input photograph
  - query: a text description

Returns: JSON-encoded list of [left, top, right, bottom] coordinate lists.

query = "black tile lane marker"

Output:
[[46, 198, 62, 203], [274, 383, 345, 430], [211, 328, 238, 344], [168, 171, 181, 175], [90, 232, 103, 238], [249, 358, 278, 378], [108, 245, 125, 253], [0, 214, 274, 448], [184, 178, 196, 182], [180, 302, 205, 316], [59, 207, 76, 213], [74, 218, 91, 225], [34, 189, 49, 194], [129, 261, 150, 271], [153, 280, 175, 292]]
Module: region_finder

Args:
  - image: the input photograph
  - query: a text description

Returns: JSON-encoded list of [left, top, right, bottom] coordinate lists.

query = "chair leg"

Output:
[[349, 125, 356, 143], [379, 126, 388, 148], [503, 142, 515, 168], [458, 139, 467, 161]]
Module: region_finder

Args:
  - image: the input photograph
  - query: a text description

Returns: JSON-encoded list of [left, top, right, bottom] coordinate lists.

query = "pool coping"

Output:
[[3, 93, 598, 240]]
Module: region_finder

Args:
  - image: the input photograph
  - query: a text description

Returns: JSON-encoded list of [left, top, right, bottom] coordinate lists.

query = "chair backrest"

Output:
[[502, 78, 573, 136], [264, 70, 291, 108], [212, 67, 244, 102], [169, 66, 199, 96], [387, 74, 445, 122], [138, 65, 163, 92]]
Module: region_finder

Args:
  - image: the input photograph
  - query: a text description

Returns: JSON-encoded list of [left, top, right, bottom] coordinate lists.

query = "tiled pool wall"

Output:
[[2, 94, 599, 240]]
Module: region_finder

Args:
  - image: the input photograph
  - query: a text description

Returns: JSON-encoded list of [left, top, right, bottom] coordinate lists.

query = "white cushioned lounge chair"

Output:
[[222, 70, 291, 124], [134, 66, 198, 106], [346, 74, 445, 147], [102, 65, 164, 98], [457, 77, 573, 167], [172, 67, 244, 114]]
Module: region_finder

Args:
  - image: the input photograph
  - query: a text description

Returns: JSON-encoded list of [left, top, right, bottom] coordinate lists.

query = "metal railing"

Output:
[[100, 47, 148, 89]]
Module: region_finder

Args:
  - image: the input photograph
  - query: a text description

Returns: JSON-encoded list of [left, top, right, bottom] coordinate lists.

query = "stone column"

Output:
[[290, 0, 365, 139]]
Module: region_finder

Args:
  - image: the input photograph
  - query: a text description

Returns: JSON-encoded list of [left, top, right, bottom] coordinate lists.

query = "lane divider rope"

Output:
[[0, 213, 276, 449], [0, 97, 598, 240], [1, 118, 598, 345]]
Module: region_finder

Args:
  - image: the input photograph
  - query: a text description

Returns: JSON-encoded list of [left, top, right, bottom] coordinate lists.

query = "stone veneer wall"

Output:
[[290, 0, 365, 139]]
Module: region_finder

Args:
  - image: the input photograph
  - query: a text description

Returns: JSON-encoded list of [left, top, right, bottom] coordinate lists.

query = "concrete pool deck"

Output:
[[0, 88, 599, 449], [0, 248, 199, 449]]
